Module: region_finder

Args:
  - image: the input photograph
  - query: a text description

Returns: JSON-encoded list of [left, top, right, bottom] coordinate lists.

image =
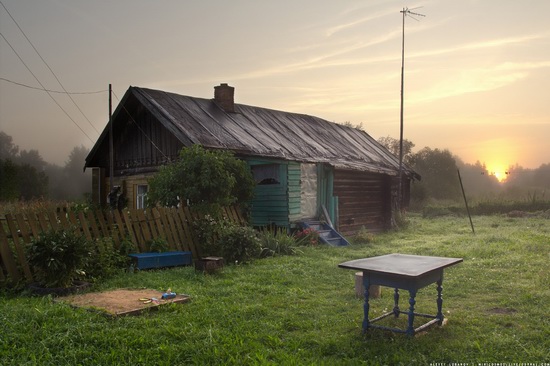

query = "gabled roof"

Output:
[[86, 86, 418, 178]]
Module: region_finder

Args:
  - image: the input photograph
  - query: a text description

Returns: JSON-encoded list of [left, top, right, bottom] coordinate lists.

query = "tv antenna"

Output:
[[401, 6, 425, 21], [398, 6, 425, 211]]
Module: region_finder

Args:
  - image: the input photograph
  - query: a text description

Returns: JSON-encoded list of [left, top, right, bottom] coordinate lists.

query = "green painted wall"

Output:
[[246, 158, 301, 229], [288, 162, 301, 223]]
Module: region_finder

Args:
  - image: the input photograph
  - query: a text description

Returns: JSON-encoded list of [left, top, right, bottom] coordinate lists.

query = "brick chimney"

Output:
[[214, 83, 235, 113]]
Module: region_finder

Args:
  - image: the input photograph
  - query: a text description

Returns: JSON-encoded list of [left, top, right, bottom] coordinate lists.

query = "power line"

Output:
[[112, 90, 169, 160], [0, 77, 107, 94], [0, 31, 95, 144], [0, 0, 100, 135]]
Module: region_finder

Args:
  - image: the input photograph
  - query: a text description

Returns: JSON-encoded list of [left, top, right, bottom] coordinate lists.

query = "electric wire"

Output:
[[0, 0, 100, 135], [0, 77, 107, 95], [0, 31, 95, 144]]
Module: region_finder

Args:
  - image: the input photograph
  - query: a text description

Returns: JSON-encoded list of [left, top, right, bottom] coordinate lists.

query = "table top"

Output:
[[338, 254, 463, 278]]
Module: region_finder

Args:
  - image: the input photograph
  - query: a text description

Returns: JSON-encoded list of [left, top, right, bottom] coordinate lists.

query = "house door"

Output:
[[317, 164, 337, 226]]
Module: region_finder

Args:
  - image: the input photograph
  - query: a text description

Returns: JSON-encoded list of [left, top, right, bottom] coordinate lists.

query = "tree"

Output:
[[44, 163, 65, 200], [148, 145, 255, 211], [342, 121, 365, 131], [18, 149, 47, 171], [532, 163, 550, 189], [18, 163, 49, 200], [0, 159, 19, 201], [455, 158, 501, 197], [62, 146, 91, 200], [0, 159, 48, 201], [0, 131, 19, 160], [0, 131, 48, 201], [409, 147, 461, 201], [377, 136, 415, 165], [45, 146, 91, 201]]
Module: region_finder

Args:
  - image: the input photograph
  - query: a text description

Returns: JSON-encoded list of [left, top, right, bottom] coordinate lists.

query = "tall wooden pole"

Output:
[[398, 8, 424, 211], [398, 8, 406, 211], [109, 84, 114, 194]]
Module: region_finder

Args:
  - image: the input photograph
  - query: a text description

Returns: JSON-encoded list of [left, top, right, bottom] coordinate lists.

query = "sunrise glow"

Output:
[[0, 2, 548, 169], [487, 164, 509, 182]]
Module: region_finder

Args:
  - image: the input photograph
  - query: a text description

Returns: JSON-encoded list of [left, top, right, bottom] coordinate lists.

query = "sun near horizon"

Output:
[[486, 163, 509, 183]]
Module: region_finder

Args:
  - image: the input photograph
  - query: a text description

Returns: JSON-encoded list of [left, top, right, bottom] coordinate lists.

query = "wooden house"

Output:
[[84, 84, 419, 235]]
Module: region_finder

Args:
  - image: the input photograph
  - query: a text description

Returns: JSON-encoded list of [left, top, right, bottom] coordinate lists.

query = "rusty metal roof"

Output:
[[87, 86, 418, 178]]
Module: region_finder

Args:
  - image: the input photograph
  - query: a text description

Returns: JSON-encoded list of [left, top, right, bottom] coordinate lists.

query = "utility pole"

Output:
[[109, 84, 114, 198], [398, 7, 424, 210]]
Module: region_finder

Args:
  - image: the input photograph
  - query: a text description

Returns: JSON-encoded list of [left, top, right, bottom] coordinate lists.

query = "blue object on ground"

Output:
[[161, 292, 177, 299], [128, 251, 192, 270]]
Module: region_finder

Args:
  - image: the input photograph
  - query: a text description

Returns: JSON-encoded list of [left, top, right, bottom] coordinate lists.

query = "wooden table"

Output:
[[339, 253, 463, 336]]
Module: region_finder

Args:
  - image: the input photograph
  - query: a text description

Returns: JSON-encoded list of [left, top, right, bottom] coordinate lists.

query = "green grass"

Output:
[[1, 213, 549, 365]]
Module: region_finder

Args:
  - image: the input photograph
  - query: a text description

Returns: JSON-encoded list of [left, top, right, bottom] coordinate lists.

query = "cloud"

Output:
[[411, 60, 550, 104], [409, 32, 550, 60], [325, 9, 395, 37], [225, 28, 547, 84]]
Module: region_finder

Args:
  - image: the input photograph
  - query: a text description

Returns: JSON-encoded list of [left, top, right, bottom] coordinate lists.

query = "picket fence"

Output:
[[0, 206, 246, 284]]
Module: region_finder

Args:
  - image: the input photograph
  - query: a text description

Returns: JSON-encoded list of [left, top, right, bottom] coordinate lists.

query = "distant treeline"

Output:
[[1, 131, 548, 207], [377, 136, 550, 207], [0, 131, 91, 202]]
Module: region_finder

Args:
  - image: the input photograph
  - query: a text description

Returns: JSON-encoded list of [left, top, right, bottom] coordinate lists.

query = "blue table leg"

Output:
[[393, 288, 400, 317], [362, 272, 370, 333], [407, 290, 417, 336], [436, 279, 444, 325]]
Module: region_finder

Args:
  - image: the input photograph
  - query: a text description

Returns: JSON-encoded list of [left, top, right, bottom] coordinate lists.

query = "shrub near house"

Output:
[[147, 145, 255, 212], [27, 230, 91, 289]]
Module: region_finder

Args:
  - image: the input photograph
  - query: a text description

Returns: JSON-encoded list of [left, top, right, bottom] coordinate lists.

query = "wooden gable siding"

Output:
[[333, 169, 392, 235], [113, 104, 183, 172]]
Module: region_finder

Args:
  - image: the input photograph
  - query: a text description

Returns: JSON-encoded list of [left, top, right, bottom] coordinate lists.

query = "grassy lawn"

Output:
[[1, 213, 549, 365]]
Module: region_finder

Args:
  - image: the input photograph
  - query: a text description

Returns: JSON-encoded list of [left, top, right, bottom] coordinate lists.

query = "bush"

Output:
[[148, 145, 255, 212], [85, 237, 128, 281], [27, 230, 91, 288], [258, 228, 300, 257], [118, 236, 138, 257], [146, 237, 169, 253], [393, 210, 411, 228], [194, 216, 261, 263], [354, 226, 375, 244], [218, 225, 262, 263]]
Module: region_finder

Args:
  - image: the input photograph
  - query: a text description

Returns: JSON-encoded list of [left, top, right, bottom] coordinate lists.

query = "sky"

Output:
[[1, 0, 549, 177]]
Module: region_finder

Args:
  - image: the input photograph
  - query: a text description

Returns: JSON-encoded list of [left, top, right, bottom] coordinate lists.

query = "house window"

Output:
[[251, 164, 280, 185], [136, 185, 148, 209]]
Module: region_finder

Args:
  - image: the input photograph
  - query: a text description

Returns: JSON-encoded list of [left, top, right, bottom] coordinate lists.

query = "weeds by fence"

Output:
[[0, 206, 246, 285]]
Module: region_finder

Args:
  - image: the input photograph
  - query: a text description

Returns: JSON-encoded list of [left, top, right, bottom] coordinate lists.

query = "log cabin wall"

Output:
[[101, 174, 155, 210], [333, 169, 392, 235]]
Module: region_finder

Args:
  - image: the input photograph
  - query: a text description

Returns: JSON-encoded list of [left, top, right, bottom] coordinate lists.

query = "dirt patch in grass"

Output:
[[57, 289, 190, 316]]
